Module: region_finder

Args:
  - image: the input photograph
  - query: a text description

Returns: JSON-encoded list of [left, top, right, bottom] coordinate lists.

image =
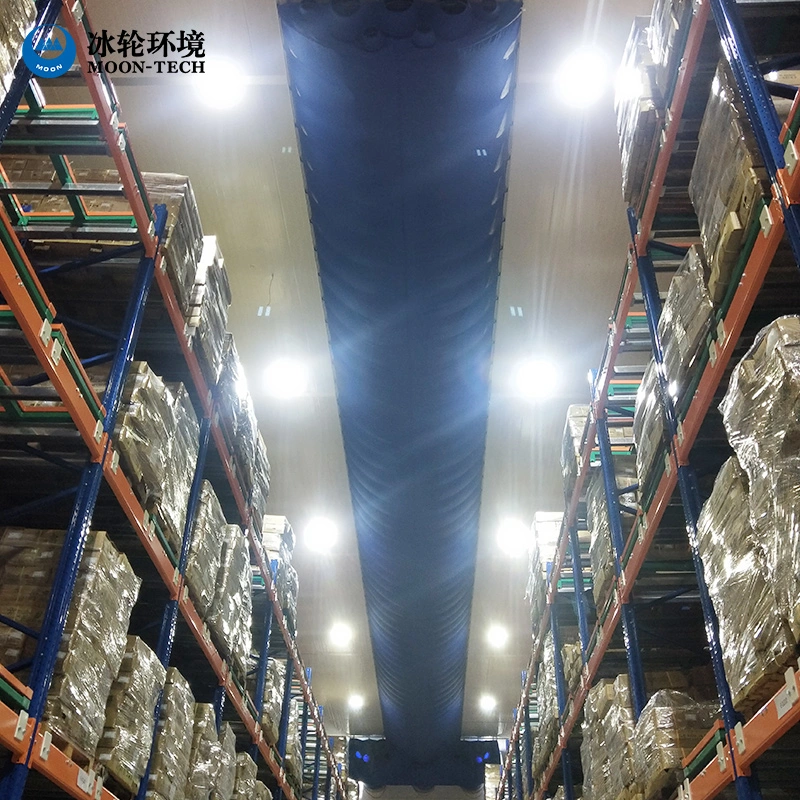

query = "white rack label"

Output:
[[14, 710, 28, 740], [760, 204, 774, 238], [76, 767, 93, 793], [775, 667, 798, 718], [51, 337, 62, 366], [734, 721, 745, 754], [39, 319, 52, 345], [785, 139, 798, 176], [40, 730, 51, 760], [94, 775, 104, 800], [715, 741, 726, 771]]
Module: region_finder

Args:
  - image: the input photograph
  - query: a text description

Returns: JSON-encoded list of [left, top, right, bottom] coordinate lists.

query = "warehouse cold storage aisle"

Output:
[[0, 2, 349, 800], [500, 1, 800, 800]]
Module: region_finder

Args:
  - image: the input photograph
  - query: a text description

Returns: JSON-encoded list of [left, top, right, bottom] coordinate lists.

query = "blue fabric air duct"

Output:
[[279, 0, 522, 781]]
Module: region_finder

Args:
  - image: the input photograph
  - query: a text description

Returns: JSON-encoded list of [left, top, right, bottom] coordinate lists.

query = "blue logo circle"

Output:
[[22, 25, 76, 78]]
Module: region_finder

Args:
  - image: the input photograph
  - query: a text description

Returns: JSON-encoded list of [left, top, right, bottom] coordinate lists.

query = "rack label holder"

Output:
[[734, 721, 745, 754], [775, 666, 798, 718], [76, 767, 94, 794], [760, 204, 774, 238], [715, 740, 726, 771], [39, 730, 51, 761], [14, 709, 28, 741], [785, 139, 798, 176]]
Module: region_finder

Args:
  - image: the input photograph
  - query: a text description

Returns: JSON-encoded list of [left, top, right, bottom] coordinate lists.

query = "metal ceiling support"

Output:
[[0, 208, 165, 800], [567, 526, 589, 661], [634, 233, 762, 800]]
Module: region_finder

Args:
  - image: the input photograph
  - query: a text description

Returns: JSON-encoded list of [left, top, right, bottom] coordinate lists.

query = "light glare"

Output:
[[555, 48, 610, 109], [348, 694, 365, 711], [265, 358, 309, 399], [497, 517, 531, 557], [514, 358, 559, 399], [487, 624, 509, 649], [615, 65, 644, 103], [329, 622, 354, 648], [194, 58, 246, 109], [305, 517, 338, 553], [479, 694, 497, 713]]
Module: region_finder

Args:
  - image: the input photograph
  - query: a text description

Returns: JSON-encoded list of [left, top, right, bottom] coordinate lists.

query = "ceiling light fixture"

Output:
[[304, 517, 338, 553], [496, 517, 531, 557], [513, 357, 559, 399], [554, 47, 610, 109], [194, 58, 247, 109], [479, 694, 497, 713], [348, 694, 365, 711], [264, 358, 309, 399], [329, 622, 354, 648], [486, 623, 509, 649]]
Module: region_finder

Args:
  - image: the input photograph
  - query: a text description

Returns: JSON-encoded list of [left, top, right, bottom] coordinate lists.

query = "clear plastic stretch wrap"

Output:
[[633, 359, 666, 489], [97, 636, 167, 792], [255, 781, 273, 800], [532, 632, 558, 777], [562, 404, 590, 500], [232, 753, 258, 800], [189, 236, 232, 384], [142, 173, 204, 315], [0, 0, 36, 107], [346, 778, 359, 800], [276, 556, 300, 635], [147, 668, 196, 800], [615, 17, 660, 209], [186, 480, 229, 618], [218, 723, 237, 800], [697, 456, 795, 708], [586, 455, 637, 606], [44, 532, 141, 755], [562, 642, 583, 694], [262, 515, 294, 559], [251, 432, 272, 534], [285, 697, 304, 789], [185, 704, 222, 800], [632, 691, 719, 793], [115, 362, 200, 554], [604, 676, 637, 799], [658, 245, 713, 395], [721, 317, 800, 632], [208, 524, 253, 678], [525, 542, 547, 642], [0, 528, 64, 669], [689, 61, 771, 304], [648, 0, 692, 97], [261, 658, 286, 744]]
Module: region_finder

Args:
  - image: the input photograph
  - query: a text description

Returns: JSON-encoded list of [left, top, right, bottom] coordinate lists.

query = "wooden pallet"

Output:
[[734, 645, 798, 720], [642, 765, 682, 800], [43, 724, 96, 771]]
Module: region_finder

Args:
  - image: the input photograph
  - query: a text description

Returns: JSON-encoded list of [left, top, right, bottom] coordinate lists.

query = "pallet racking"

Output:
[[498, 1, 800, 799], [0, 2, 346, 799]]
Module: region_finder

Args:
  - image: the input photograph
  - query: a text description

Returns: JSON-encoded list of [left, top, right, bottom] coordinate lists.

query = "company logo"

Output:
[[22, 25, 76, 78]]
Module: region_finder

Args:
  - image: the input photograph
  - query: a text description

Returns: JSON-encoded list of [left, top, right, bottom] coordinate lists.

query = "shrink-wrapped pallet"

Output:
[[218, 723, 237, 800], [721, 316, 800, 640], [97, 637, 166, 793], [275, 555, 300, 636], [689, 62, 771, 304], [285, 698, 305, 790], [185, 704, 222, 800], [633, 359, 665, 490], [261, 658, 286, 745], [632, 691, 719, 797], [255, 781, 273, 800], [44, 532, 141, 755], [0, 0, 36, 106], [525, 541, 546, 642], [115, 362, 200, 554], [185, 480, 229, 618], [147, 668, 196, 800], [648, 0, 692, 98], [232, 752, 258, 800], [0, 528, 64, 668], [586, 455, 637, 606], [532, 632, 558, 776], [208, 524, 253, 678], [142, 173, 204, 315], [697, 456, 795, 710], [561, 405, 590, 501], [562, 642, 583, 695], [615, 17, 660, 209], [658, 245, 713, 396]]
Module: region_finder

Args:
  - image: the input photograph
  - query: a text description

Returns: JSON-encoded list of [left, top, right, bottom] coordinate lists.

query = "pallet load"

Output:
[[218, 723, 237, 800], [586, 455, 637, 607], [697, 456, 795, 712], [525, 540, 546, 644], [285, 697, 304, 793], [562, 642, 583, 696], [255, 781, 273, 800], [0, 528, 64, 669], [232, 753, 258, 800], [115, 362, 200, 556], [632, 691, 718, 799], [142, 173, 204, 316], [185, 480, 230, 619], [43, 532, 141, 756], [648, 0, 693, 98], [185, 704, 229, 800], [261, 658, 286, 745], [207, 523, 253, 680], [689, 61, 771, 304], [146, 668, 196, 800], [0, 0, 36, 106], [532, 632, 558, 782], [187, 236, 232, 384], [561, 405, 590, 501], [615, 17, 660, 210], [633, 360, 664, 492], [97, 636, 167, 794]]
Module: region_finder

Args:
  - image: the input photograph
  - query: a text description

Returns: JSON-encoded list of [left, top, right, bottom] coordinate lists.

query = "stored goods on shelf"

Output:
[[147, 667, 196, 800], [207, 523, 253, 679], [185, 703, 228, 800], [261, 657, 286, 745], [632, 691, 718, 799], [97, 636, 167, 793], [0, 527, 64, 669], [346, 777, 359, 800], [185, 480, 229, 618], [561, 405, 590, 500], [255, 780, 273, 800], [116, 362, 200, 555], [586, 456, 637, 606], [485, 764, 501, 800], [285, 697, 305, 791], [44, 531, 141, 755], [696, 456, 795, 711], [647, 0, 692, 98], [232, 752, 258, 800], [142, 173, 204, 316], [0, 1, 38, 107], [689, 61, 771, 304], [615, 17, 660, 210], [525, 541, 546, 643], [633, 360, 664, 491], [532, 632, 557, 781], [218, 723, 237, 800], [562, 642, 582, 695], [721, 316, 800, 639], [262, 514, 295, 557], [188, 236, 232, 384]]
